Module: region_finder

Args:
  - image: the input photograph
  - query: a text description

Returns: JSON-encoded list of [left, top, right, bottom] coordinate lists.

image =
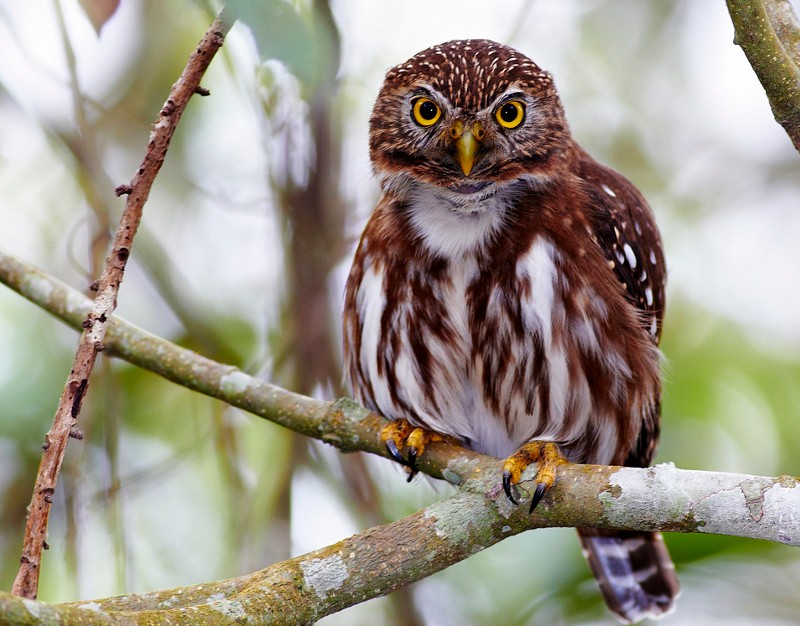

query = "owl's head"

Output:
[[369, 40, 572, 202]]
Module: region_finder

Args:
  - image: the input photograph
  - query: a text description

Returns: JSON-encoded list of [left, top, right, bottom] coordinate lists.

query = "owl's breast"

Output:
[[344, 203, 659, 464], [346, 248, 480, 443]]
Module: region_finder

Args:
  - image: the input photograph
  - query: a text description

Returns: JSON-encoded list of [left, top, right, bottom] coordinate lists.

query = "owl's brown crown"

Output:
[[387, 39, 555, 110]]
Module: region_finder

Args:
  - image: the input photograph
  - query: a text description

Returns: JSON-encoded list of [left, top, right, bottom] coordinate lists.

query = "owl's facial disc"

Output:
[[405, 89, 533, 185]]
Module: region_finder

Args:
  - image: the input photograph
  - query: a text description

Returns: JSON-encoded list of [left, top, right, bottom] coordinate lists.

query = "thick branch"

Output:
[[1, 248, 799, 621], [0, 460, 797, 624], [727, 0, 800, 151], [11, 11, 233, 599], [2, 246, 800, 549]]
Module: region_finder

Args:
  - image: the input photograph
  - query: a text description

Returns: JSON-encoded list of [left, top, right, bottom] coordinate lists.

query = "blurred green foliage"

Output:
[[0, 1, 798, 625]]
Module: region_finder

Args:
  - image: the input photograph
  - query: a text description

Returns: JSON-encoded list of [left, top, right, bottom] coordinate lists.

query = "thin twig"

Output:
[[11, 10, 234, 599]]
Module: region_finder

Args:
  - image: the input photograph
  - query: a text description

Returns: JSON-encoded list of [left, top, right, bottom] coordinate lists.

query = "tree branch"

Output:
[[3, 245, 800, 544], [0, 453, 797, 623], [0, 3, 796, 622], [1, 246, 799, 620], [727, 0, 800, 151], [10, 10, 233, 599]]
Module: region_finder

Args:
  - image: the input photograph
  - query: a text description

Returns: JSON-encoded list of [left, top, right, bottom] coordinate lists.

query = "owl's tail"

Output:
[[578, 529, 680, 624]]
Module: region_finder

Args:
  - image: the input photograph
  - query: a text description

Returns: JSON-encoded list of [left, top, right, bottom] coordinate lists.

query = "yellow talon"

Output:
[[379, 419, 450, 479], [380, 418, 414, 458], [502, 441, 566, 512]]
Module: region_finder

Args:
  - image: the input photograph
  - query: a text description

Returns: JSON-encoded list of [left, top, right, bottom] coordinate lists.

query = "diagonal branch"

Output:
[[0, 456, 797, 623], [2, 246, 800, 549], [10, 10, 234, 599], [727, 0, 800, 151], [1, 247, 800, 621]]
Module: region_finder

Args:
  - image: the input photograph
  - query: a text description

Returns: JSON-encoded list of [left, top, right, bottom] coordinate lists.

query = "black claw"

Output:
[[407, 447, 419, 472], [529, 482, 547, 513], [385, 439, 408, 466], [406, 447, 419, 481], [502, 470, 519, 505]]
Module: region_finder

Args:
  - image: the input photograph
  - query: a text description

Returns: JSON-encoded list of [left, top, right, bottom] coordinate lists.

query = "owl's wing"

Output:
[[574, 155, 680, 621], [576, 150, 667, 468], [577, 151, 666, 345]]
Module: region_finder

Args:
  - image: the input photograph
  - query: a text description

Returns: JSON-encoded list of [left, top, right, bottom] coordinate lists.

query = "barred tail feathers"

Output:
[[578, 529, 680, 624]]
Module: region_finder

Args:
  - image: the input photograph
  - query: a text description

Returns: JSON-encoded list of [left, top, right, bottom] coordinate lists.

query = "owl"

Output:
[[343, 39, 679, 623]]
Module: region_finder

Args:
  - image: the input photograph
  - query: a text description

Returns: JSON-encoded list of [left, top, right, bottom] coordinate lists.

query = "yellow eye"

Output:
[[411, 97, 442, 126], [495, 100, 525, 129]]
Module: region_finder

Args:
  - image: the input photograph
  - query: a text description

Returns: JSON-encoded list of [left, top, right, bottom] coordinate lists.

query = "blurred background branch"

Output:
[[10, 8, 232, 600], [727, 0, 800, 151]]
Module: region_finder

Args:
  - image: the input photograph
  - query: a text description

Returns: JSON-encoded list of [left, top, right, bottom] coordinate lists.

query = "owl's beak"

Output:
[[451, 121, 484, 176]]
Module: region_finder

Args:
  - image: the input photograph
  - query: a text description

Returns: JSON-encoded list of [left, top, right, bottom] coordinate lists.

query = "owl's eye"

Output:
[[411, 97, 442, 127], [496, 100, 525, 129]]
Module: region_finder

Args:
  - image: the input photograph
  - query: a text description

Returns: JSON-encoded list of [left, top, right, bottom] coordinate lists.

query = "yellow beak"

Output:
[[455, 131, 479, 176], [451, 121, 484, 177]]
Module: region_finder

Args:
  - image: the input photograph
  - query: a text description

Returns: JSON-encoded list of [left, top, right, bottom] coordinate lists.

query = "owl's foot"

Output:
[[502, 441, 566, 512], [379, 418, 450, 481]]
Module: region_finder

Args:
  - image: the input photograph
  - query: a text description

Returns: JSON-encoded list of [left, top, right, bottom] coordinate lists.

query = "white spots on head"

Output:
[[649, 250, 657, 265], [634, 220, 642, 235], [601, 183, 617, 198], [623, 243, 638, 269], [386, 39, 552, 111], [649, 316, 658, 337], [644, 287, 654, 307]]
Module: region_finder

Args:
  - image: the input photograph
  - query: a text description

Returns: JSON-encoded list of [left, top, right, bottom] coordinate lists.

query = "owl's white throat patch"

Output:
[[404, 181, 512, 259]]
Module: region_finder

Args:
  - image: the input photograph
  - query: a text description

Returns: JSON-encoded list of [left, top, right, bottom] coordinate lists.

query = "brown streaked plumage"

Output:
[[343, 39, 678, 623]]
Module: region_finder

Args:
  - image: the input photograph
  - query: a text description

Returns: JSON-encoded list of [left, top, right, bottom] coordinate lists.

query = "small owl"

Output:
[[343, 39, 679, 623]]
